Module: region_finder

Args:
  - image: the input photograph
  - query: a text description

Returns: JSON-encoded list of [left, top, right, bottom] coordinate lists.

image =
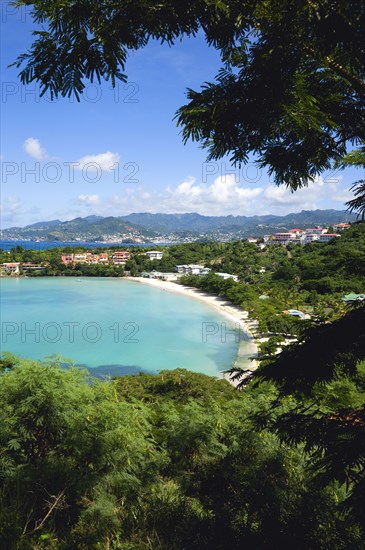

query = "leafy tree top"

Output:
[[252, 304, 365, 396], [12, 0, 365, 191]]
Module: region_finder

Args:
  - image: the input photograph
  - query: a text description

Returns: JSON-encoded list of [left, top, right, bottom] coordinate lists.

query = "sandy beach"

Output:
[[126, 277, 258, 385]]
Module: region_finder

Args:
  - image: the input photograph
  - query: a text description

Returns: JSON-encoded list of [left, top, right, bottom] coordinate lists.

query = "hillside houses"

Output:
[[61, 252, 130, 266], [261, 224, 348, 246]]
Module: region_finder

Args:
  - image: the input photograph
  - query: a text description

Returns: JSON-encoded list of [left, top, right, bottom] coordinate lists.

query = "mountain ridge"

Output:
[[1, 209, 357, 242]]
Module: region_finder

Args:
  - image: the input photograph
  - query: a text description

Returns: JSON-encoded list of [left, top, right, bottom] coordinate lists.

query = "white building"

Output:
[[303, 234, 320, 244], [334, 223, 351, 232], [22, 263, 48, 271], [264, 233, 298, 246], [303, 233, 340, 244], [175, 264, 207, 275], [288, 228, 305, 237], [146, 251, 164, 260], [112, 251, 130, 265], [2, 262, 20, 274], [98, 253, 109, 264], [270, 233, 298, 246], [148, 271, 179, 281], [317, 233, 341, 243], [304, 227, 327, 235], [216, 272, 238, 282]]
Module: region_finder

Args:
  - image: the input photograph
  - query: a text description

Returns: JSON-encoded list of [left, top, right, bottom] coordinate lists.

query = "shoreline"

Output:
[[126, 277, 258, 386]]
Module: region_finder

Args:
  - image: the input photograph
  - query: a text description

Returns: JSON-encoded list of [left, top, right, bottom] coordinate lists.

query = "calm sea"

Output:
[[0, 277, 246, 378]]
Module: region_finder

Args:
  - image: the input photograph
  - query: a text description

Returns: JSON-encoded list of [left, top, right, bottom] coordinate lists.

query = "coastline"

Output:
[[126, 277, 258, 386]]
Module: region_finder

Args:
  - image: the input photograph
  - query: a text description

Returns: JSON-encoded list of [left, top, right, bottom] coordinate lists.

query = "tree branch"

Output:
[[28, 489, 67, 535]]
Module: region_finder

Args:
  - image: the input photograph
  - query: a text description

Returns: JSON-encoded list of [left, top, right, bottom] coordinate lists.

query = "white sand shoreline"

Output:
[[125, 277, 258, 386]]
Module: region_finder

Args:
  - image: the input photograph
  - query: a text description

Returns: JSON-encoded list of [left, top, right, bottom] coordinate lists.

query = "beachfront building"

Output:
[[85, 253, 99, 264], [1, 262, 20, 274], [175, 264, 208, 275], [61, 254, 74, 266], [73, 254, 88, 264], [148, 271, 179, 281], [112, 251, 130, 265], [98, 253, 109, 263], [146, 250, 164, 260], [61, 253, 112, 265], [22, 263, 48, 271]]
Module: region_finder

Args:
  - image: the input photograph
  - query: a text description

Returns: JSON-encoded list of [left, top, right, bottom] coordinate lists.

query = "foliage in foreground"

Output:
[[0, 358, 364, 549]]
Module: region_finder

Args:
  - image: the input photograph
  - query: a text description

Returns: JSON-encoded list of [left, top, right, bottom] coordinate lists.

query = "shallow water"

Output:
[[0, 277, 249, 377]]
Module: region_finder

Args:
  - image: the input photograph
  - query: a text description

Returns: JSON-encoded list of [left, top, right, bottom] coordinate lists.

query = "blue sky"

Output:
[[1, 2, 361, 228]]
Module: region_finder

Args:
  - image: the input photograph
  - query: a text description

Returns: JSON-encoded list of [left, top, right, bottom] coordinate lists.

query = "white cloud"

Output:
[[165, 175, 263, 214], [78, 194, 100, 206], [69, 175, 264, 217], [74, 151, 120, 172], [23, 137, 48, 160], [333, 190, 353, 203], [0, 196, 41, 227], [262, 176, 328, 211], [56, 172, 356, 221], [0, 197, 22, 224]]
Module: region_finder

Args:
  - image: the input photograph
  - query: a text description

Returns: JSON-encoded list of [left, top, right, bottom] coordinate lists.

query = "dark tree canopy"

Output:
[[13, 0, 365, 192]]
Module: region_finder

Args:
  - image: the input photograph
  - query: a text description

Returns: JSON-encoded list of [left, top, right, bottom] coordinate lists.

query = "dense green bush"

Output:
[[1, 358, 364, 549]]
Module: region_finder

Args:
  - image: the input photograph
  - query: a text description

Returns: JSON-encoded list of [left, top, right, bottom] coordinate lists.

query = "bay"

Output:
[[0, 277, 242, 378]]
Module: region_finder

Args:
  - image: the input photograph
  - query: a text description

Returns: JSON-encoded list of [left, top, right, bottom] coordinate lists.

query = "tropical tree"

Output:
[[336, 147, 365, 219], [11, 0, 365, 209], [241, 305, 365, 531]]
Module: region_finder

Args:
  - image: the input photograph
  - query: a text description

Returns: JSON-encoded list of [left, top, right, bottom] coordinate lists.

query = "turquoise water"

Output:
[[0, 278, 245, 378]]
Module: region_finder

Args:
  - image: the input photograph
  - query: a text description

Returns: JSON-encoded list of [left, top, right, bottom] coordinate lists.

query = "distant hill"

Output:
[[121, 210, 357, 233], [1, 210, 357, 242], [1, 216, 158, 243]]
